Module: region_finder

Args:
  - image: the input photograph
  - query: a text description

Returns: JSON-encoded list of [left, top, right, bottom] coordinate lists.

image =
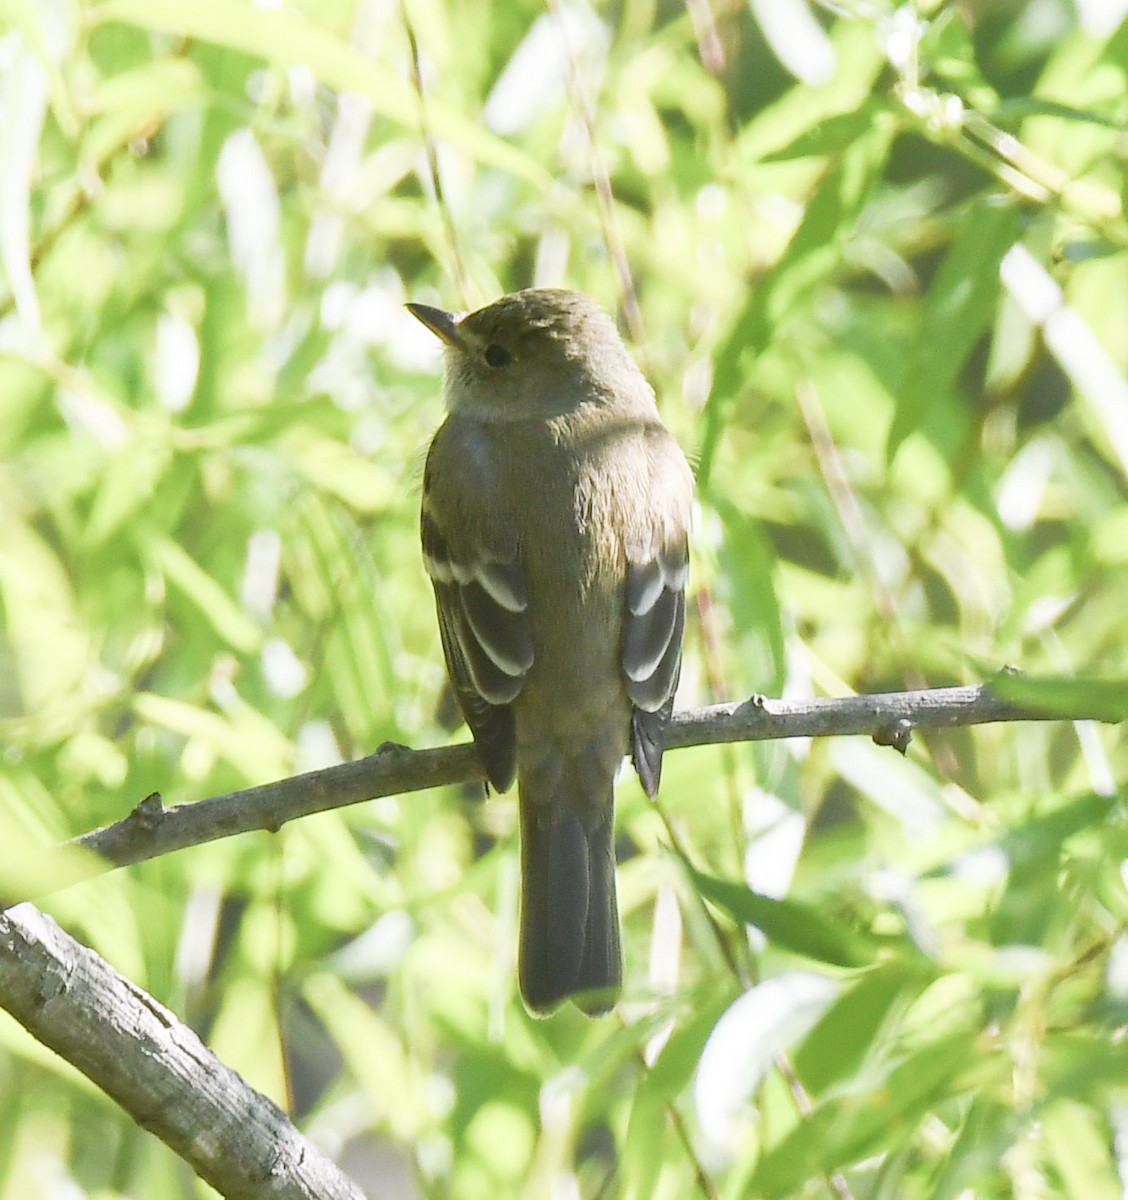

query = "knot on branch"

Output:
[[872, 719, 913, 755]]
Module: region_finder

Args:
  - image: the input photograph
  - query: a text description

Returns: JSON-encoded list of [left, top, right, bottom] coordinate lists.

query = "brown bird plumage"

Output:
[[410, 288, 693, 1014]]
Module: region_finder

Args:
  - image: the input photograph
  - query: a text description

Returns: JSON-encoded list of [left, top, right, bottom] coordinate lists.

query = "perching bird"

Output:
[[409, 288, 693, 1014]]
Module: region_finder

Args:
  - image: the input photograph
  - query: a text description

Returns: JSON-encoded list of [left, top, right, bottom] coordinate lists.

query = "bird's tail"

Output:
[[517, 748, 621, 1016]]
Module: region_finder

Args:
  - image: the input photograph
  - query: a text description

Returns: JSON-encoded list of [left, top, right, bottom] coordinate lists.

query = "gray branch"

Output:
[[0, 903, 367, 1200], [2, 683, 1098, 907]]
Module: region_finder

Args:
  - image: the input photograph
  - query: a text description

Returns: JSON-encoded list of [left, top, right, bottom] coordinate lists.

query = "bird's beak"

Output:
[[406, 302, 462, 348]]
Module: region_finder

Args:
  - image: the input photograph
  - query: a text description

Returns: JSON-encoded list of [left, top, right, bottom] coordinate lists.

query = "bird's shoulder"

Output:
[[426, 411, 497, 472]]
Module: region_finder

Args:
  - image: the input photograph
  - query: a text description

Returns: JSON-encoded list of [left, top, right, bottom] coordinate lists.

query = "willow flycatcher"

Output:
[[410, 288, 693, 1014]]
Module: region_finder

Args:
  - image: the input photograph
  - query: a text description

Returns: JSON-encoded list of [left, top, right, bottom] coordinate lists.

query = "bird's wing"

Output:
[[422, 423, 533, 792], [621, 431, 692, 797]]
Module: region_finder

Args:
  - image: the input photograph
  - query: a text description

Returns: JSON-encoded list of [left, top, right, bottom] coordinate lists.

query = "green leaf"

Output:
[[750, 1030, 979, 1193], [919, 9, 1000, 110], [759, 99, 890, 162], [86, 434, 174, 545], [713, 503, 785, 695], [991, 97, 1125, 129], [144, 533, 263, 654], [1043, 1100, 1122, 1200], [1043, 1032, 1128, 1097], [276, 428, 397, 514], [702, 119, 893, 482], [993, 791, 1118, 876], [930, 1095, 1023, 1200], [0, 516, 90, 712], [792, 962, 933, 1096], [132, 692, 292, 780], [92, 0, 551, 187], [696, 973, 839, 1146], [618, 1014, 730, 1200], [988, 672, 1128, 722], [657, 1005, 728, 1097], [887, 197, 1021, 457], [690, 870, 880, 968]]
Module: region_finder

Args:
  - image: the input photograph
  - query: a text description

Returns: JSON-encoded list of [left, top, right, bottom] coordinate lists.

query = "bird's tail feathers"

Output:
[[518, 748, 621, 1016]]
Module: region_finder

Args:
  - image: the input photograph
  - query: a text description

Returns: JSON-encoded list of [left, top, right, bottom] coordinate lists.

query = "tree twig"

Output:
[[1, 684, 1105, 907], [0, 903, 366, 1200]]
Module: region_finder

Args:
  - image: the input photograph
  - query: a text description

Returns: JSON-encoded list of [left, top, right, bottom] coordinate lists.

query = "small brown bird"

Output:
[[409, 288, 693, 1014]]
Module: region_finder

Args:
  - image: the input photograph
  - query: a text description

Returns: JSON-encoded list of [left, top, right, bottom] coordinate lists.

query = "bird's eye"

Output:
[[483, 343, 512, 369]]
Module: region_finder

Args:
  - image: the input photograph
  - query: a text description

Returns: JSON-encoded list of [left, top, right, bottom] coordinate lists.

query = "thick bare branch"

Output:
[[0, 904, 366, 1200]]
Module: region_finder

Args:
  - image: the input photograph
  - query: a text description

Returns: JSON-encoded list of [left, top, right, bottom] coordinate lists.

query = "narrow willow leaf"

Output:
[[989, 672, 1128, 722], [702, 120, 893, 481], [691, 869, 879, 968], [695, 973, 838, 1160], [93, 0, 551, 186], [888, 198, 1021, 457], [792, 962, 932, 1096], [750, 1030, 979, 1193]]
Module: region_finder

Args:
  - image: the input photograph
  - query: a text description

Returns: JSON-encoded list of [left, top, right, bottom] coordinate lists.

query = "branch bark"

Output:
[[1, 683, 1103, 907], [0, 903, 367, 1200]]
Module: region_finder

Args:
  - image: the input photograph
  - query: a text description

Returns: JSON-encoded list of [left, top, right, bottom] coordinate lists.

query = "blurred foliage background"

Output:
[[1, 0, 1128, 1196]]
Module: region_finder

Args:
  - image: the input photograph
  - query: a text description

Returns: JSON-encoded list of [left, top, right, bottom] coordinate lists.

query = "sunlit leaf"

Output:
[[792, 961, 933, 1096], [750, 1030, 980, 1192], [988, 672, 1128, 722], [0, 517, 90, 712], [93, 0, 551, 186], [691, 870, 880, 968], [144, 535, 262, 654], [703, 119, 892, 479], [1043, 1099, 1122, 1200], [888, 197, 1021, 457], [695, 973, 839, 1158]]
